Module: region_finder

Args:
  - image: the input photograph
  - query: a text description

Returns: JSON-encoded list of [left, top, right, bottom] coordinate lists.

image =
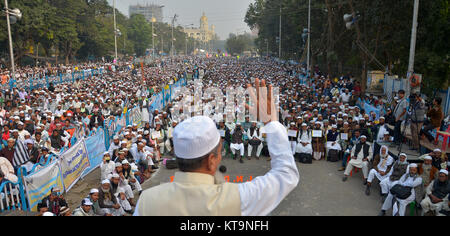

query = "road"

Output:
[[140, 155, 388, 216], [66, 143, 420, 216]]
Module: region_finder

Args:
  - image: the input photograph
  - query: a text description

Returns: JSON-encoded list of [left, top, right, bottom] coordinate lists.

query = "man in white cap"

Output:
[[365, 145, 394, 196], [73, 198, 94, 216], [420, 169, 449, 216], [379, 163, 422, 216], [100, 152, 115, 180], [295, 123, 313, 160], [343, 135, 372, 183], [134, 114, 299, 215]]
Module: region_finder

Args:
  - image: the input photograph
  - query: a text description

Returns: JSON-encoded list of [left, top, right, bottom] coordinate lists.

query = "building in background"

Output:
[[183, 12, 216, 43], [129, 3, 164, 22]]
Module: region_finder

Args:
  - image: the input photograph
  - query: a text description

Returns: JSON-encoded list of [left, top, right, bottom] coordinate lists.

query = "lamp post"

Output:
[[307, 0, 311, 78], [3, 0, 21, 78], [113, 0, 118, 62], [279, 6, 282, 59], [151, 17, 156, 58], [171, 14, 178, 57], [407, 0, 419, 96]]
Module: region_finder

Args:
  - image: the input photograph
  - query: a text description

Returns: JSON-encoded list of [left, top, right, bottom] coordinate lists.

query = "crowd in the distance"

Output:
[[1, 56, 449, 216]]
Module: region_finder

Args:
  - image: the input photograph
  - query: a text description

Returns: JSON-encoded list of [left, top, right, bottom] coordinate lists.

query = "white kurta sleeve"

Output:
[[238, 121, 299, 216]]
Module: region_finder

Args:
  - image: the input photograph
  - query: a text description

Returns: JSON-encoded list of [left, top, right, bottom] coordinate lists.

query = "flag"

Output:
[[13, 139, 30, 167]]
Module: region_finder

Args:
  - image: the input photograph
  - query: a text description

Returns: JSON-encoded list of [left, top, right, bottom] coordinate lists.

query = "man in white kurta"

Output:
[[366, 145, 394, 196], [343, 135, 373, 182], [379, 164, 422, 216], [246, 122, 263, 159], [134, 116, 299, 216], [295, 123, 312, 155]]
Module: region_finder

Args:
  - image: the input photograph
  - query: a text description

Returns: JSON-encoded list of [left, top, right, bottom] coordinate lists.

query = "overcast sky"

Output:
[[107, 0, 254, 40]]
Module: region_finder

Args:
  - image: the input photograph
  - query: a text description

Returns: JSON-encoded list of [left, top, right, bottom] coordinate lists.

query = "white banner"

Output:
[[59, 140, 91, 192], [23, 160, 64, 211]]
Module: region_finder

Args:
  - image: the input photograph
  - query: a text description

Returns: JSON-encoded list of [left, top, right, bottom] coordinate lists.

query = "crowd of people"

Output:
[[0, 56, 449, 216]]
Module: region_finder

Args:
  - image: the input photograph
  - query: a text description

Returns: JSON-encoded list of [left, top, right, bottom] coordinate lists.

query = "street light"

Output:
[[2, 0, 21, 78], [113, 0, 118, 62], [151, 17, 156, 58], [171, 14, 178, 57]]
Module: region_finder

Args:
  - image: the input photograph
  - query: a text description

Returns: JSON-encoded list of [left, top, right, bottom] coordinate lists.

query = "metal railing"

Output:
[[1, 68, 104, 91]]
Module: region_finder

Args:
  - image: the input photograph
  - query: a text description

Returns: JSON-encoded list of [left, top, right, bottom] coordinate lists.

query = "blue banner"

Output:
[[81, 128, 106, 178]]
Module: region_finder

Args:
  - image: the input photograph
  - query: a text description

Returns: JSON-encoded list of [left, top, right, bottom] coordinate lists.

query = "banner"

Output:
[[23, 160, 64, 211], [82, 129, 106, 178], [363, 102, 381, 119], [59, 140, 91, 192], [149, 92, 164, 113], [130, 107, 143, 128]]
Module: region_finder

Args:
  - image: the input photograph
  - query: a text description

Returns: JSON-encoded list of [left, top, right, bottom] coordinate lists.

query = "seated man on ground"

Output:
[[379, 164, 422, 216], [343, 135, 372, 184], [420, 169, 449, 216], [365, 145, 394, 196]]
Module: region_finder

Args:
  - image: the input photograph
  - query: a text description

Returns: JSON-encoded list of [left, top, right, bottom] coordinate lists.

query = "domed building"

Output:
[[184, 12, 217, 43]]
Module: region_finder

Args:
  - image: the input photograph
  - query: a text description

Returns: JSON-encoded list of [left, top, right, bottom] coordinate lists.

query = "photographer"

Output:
[[422, 97, 444, 142], [393, 90, 408, 145], [410, 93, 426, 151]]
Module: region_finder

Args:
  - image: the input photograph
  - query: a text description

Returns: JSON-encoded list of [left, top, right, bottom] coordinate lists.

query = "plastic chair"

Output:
[[409, 201, 418, 216], [435, 125, 450, 151], [346, 155, 362, 177]]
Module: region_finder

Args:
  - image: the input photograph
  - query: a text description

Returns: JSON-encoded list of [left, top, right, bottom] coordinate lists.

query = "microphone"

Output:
[[219, 165, 227, 173]]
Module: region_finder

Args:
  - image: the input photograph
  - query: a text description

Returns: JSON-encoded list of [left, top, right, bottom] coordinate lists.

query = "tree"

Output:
[[245, 0, 450, 93], [226, 33, 255, 55], [128, 14, 152, 57]]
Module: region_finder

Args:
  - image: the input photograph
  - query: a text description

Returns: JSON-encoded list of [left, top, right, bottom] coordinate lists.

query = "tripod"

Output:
[[397, 100, 422, 157]]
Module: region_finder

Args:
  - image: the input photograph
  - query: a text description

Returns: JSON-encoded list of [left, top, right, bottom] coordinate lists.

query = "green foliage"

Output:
[[225, 33, 255, 55], [0, 0, 195, 64], [245, 0, 449, 90]]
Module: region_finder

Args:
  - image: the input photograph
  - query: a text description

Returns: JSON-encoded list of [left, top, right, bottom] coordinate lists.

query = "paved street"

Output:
[[64, 141, 424, 216], [141, 155, 386, 216]]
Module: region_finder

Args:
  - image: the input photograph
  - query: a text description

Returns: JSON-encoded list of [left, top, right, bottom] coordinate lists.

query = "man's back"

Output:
[[136, 172, 241, 216]]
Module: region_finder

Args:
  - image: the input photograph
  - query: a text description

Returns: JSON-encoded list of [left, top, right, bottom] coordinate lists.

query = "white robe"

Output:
[[296, 131, 312, 154]]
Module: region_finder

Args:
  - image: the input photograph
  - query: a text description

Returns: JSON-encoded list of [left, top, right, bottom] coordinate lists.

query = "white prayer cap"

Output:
[[332, 125, 337, 128], [424, 155, 433, 160], [90, 188, 99, 194], [24, 139, 33, 145], [101, 179, 110, 185], [81, 198, 93, 206], [111, 173, 120, 179], [121, 160, 129, 165], [301, 123, 307, 126], [409, 163, 418, 168], [113, 136, 119, 140], [42, 212, 54, 216], [360, 135, 367, 139], [440, 169, 448, 175], [173, 116, 220, 159], [399, 153, 407, 158], [433, 148, 442, 153], [103, 152, 110, 156], [380, 116, 385, 120], [115, 162, 122, 167]]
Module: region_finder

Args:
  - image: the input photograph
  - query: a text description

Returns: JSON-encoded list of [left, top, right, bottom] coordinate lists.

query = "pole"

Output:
[[307, 0, 311, 78], [171, 14, 177, 57], [152, 20, 155, 58], [113, 0, 118, 61], [5, 0, 15, 78], [279, 6, 282, 59], [407, 0, 419, 96]]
